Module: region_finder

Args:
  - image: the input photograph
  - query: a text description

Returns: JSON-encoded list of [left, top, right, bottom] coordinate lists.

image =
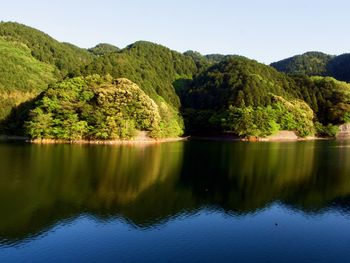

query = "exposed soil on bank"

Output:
[[29, 137, 188, 145], [190, 131, 331, 142], [0, 130, 337, 144], [1, 131, 188, 144]]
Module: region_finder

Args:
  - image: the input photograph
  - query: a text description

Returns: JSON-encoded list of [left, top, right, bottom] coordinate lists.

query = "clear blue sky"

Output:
[[1, 0, 350, 64]]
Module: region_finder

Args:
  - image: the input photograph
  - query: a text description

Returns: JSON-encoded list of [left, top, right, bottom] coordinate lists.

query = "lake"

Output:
[[1, 140, 350, 262]]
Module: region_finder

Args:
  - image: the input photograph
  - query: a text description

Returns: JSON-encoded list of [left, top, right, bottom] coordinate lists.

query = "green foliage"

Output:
[[151, 102, 184, 138], [181, 57, 317, 137], [271, 51, 350, 83], [181, 56, 350, 137], [0, 37, 57, 122], [272, 96, 315, 137], [314, 122, 339, 137], [220, 96, 315, 137], [0, 22, 92, 77], [181, 109, 217, 134], [327, 54, 350, 82], [182, 56, 299, 111], [183, 50, 211, 71], [0, 22, 93, 125], [2, 22, 350, 140], [81, 41, 197, 109], [293, 76, 350, 124], [222, 106, 265, 137], [205, 54, 226, 64], [271, 52, 333, 76], [0, 38, 56, 93], [183, 51, 227, 73], [343, 112, 350, 123], [88, 43, 119, 56], [25, 75, 182, 140]]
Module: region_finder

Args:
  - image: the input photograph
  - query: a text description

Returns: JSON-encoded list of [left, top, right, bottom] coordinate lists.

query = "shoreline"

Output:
[[0, 134, 336, 144], [28, 136, 189, 145], [191, 135, 332, 142], [189, 130, 333, 142]]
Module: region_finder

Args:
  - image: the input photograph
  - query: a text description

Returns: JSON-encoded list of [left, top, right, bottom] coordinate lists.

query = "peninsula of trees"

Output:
[[1, 21, 350, 141]]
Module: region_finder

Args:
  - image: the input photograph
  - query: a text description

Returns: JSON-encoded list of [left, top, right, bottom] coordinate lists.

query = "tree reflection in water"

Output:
[[1, 140, 350, 244]]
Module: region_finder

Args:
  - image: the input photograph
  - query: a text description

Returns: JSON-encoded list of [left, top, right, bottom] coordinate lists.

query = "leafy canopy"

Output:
[[26, 75, 183, 140]]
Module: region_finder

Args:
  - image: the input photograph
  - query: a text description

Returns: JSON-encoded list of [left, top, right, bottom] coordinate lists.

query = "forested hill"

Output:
[[181, 56, 350, 137], [25, 76, 184, 140], [271, 52, 350, 82], [88, 43, 120, 56], [81, 41, 197, 109], [183, 50, 227, 72], [270, 52, 333, 76], [1, 21, 350, 140], [0, 22, 92, 77], [0, 22, 196, 137], [0, 21, 95, 124], [182, 56, 299, 110]]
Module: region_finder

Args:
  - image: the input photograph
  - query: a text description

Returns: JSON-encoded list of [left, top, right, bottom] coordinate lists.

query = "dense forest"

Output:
[[182, 56, 350, 137], [1, 21, 350, 140], [26, 75, 183, 140], [271, 51, 350, 82], [81, 41, 197, 109]]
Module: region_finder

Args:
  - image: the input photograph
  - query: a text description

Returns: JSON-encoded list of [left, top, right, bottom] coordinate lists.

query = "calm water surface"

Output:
[[1, 140, 350, 262]]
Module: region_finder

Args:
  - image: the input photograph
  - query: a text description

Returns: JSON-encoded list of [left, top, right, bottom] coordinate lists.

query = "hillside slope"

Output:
[[25, 75, 183, 140], [270, 52, 333, 76], [1, 22, 350, 139], [0, 22, 95, 126], [182, 56, 350, 137], [0, 22, 93, 76], [271, 51, 350, 83], [0, 37, 56, 122], [81, 41, 197, 109]]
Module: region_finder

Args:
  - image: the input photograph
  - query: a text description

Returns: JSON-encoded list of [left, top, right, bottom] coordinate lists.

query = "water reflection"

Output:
[[1, 140, 350, 244]]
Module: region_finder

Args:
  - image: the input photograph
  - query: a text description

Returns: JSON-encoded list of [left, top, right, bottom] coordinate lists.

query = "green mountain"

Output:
[[183, 50, 211, 71], [82, 41, 197, 109], [183, 56, 298, 109], [183, 51, 227, 71], [0, 22, 93, 77], [78, 41, 198, 138], [182, 56, 350, 137], [293, 76, 350, 124], [270, 52, 333, 76], [181, 56, 312, 136], [0, 22, 96, 130], [0, 24, 195, 137], [327, 54, 350, 82], [1, 22, 350, 140], [271, 51, 350, 83], [205, 54, 226, 63], [26, 75, 183, 140], [0, 37, 57, 122], [88, 43, 120, 56]]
